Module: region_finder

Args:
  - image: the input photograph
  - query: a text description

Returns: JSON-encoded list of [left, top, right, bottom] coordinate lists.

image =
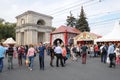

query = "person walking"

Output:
[[24, 45, 28, 59], [66, 45, 71, 59], [49, 45, 54, 67], [61, 44, 67, 65], [17, 45, 25, 66], [101, 43, 108, 63], [76, 44, 81, 57], [0, 43, 6, 72], [54, 44, 64, 67], [89, 44, 94, 58], [94, 44, 99, 57], [6, 44, 14, 70], [81, 44, 88, 64], [114, 45, 120, 64], [107, 43, 115, 68], [27, 44, 36, 71], [70, 44, 77, 61], [38, 42, 46, 70]]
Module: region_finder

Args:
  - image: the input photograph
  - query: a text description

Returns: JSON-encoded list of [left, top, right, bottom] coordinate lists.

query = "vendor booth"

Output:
[[74, 32, 101, 45]]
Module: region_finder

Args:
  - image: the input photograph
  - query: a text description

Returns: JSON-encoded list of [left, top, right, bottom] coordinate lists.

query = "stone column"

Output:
[[44, 32, 50, 43], [32, 30, 38, 44], [16, 32, 18, 45], [27, 30, 32, 44], [24, 31, 27, 45], [16, 32, 21, 45], [26, 30, 38, 45]]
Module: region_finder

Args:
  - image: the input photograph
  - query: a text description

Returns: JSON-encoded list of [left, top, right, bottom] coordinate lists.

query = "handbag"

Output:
[[106, 57, 110, 64], [25, 58, 30, 66], [34, 53, 36, 57]]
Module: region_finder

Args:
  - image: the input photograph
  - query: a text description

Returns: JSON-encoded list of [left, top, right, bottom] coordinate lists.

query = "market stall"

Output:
[[74, 32, 101, 45]]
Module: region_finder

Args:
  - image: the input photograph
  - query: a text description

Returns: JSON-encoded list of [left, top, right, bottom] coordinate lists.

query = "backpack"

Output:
[[102, 46, 106, 53], [8, 47, 14, 55], [66, 47, 70, 54], [18, 47, 25, 54], [72, 47, 76, 53]]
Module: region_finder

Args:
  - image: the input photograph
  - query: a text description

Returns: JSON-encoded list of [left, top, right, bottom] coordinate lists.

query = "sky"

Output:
[[0, 0, 120, 36]]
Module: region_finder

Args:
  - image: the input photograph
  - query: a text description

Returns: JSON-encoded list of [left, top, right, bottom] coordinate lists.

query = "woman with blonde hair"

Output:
[[27, 44, 36, 71]]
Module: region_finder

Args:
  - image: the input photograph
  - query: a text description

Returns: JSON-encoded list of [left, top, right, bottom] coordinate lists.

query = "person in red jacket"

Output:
[[94, 44, 99, 57], [18, 45, 25, 66]]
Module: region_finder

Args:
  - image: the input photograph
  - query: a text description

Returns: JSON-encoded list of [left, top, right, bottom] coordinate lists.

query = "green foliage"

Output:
[[52, 27, 56, 31], [0, 18, 4, 24], [66, 12, 76, 27], [75, 6, 90, 32], [0, 21, 16, 41]]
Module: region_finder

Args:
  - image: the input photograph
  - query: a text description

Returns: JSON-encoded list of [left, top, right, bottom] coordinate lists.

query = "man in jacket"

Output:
[[108, 43, 115, 68], [6, 44, 14, 70], [38, 42, 46, 70]]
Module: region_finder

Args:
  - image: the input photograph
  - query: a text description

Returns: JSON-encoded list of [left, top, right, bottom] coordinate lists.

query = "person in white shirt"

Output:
[[70, 44, 77, 61], [107, 43, 115, 68], [89, 44, 94, 57], [54, 44, 64, 67]]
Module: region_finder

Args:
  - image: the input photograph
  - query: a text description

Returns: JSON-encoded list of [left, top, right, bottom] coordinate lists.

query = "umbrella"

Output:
[[3, 37, 16, 44]]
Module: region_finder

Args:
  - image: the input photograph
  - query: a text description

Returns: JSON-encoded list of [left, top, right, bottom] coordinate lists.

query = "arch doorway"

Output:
[[37, 19, 45, 25], [53, 38, 63, 46]]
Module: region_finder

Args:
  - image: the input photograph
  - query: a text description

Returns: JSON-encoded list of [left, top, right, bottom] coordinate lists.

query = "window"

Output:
[[37, 19, 45, 25], [21, 19, 25, 24]]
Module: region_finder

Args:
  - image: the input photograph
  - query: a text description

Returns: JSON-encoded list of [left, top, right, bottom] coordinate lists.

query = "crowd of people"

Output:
[[0, 42, 120, 73]]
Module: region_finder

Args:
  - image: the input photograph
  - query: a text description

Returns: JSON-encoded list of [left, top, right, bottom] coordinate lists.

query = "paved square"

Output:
[[0, 55, 120, 80]]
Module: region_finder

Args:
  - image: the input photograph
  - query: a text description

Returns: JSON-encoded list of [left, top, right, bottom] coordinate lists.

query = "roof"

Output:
[[95, 21, 120, 42], [90, 32, 102, 38], [74, 32, 102, 41], [16, 10, 53, 19], [52, 25, 80, 34]]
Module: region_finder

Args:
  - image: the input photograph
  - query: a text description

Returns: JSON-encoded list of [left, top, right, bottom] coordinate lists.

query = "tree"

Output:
[[0, 19, 16, 41], [0, 18, 4, 24], [51, 27, 56, 31], [75, 6, 90, 32], [66, 11, 76, 27]]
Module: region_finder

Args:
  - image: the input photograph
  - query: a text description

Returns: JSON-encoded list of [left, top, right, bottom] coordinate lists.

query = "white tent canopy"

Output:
[[3, 37, 16, 44], [95, 21, 120, 42]]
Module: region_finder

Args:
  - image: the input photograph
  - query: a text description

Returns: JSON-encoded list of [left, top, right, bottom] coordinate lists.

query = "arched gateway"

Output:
[[15, 11, 53, 45]]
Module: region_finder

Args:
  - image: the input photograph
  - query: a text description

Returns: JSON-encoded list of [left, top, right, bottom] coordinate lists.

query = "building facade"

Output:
[[15, 11, 53, 45]]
